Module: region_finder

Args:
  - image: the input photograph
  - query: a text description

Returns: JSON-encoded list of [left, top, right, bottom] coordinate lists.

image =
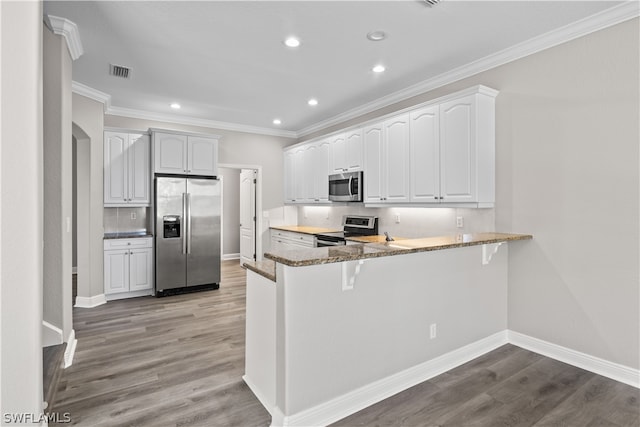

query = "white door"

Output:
[[129, 248, 153, 291], [104, 132, 128, 204], [104, 249, 129, 295], [128, 134, 150, 204], [154, 132, 187, 174], [240, 169, 256, 265]]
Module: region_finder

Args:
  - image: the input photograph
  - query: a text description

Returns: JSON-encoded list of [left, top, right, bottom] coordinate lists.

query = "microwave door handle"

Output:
[[348, 176, 353, 196]]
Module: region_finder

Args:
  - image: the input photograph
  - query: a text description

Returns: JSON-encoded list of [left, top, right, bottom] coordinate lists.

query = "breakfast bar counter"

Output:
[[244, 231, 533, 427], [265, 232, 532, 267]]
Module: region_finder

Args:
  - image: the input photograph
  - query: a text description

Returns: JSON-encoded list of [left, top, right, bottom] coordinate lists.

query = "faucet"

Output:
[[384, 232, 394, 242]]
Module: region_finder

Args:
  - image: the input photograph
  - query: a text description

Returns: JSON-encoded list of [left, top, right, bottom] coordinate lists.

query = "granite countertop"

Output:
[[243, 259, 276, 282], [345, 235, 407, 244], [265, 232, 532, 267], [104, 232, 154, 240], [270, 225, 340, 235]]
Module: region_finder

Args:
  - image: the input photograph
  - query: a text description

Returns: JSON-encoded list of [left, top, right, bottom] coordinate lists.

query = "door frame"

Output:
[[218, 163, 263, 262]]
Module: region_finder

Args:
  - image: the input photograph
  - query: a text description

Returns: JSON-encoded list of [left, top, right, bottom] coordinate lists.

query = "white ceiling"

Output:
[[43, 1, 630, 137]]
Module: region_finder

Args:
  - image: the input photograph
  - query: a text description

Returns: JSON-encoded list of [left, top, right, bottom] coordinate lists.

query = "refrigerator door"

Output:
[[155, 177, 187, 291], [186, 178, 221, 287]]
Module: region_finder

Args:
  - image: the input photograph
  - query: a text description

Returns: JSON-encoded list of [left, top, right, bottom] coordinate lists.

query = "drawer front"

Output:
[[104, 237, 153, 250], [271, 230, 315, 246]]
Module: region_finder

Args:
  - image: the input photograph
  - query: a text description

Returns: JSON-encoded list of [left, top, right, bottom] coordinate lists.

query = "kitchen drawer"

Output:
[[271, 230, 315, 246], [104, 237, 153, 250]]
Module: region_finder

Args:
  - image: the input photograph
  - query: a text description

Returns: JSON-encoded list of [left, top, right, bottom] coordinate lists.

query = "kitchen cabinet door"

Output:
[[383, 114, 411, 203], [329, 133, 347, 173], [410, 106, 440, 203], [283, 149, 296, 203], [104, 249, 129, 295], [292, 147, 306, 202], [440, 95, 476, 203], [128, 247, 153, 292], [363, 123, 384, 203], [104, 132, 128, 204], [187, 136, 218, 176], [128, 134, 150, 204], [345, 129, 363, 171], [104, 132, 150, 206], [154, 132, 188, 174], [314, 140, 330, 202]]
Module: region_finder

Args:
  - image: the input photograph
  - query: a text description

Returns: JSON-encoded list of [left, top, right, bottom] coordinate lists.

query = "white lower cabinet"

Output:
[[270, 230, 315, 251], [104, 237, 154, 300]]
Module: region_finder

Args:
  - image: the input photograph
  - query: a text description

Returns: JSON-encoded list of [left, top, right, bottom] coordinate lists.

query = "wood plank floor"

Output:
[[52, 260, 639, 426]]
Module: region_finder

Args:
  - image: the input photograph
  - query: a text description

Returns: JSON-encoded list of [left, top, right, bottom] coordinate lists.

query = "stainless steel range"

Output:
[[315, 215, 378, 247]]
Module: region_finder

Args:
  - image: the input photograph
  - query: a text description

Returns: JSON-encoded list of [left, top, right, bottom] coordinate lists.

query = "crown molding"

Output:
[[106, 106, 298, 139], [72, 81, 111, 111], [297, 1, 640, 138], [44, 15, 84, 60]]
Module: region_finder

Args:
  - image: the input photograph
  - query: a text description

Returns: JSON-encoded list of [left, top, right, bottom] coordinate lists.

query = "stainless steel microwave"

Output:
[[329, 171, 363, 202]]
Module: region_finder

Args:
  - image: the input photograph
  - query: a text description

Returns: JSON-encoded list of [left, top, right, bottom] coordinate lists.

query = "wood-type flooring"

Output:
[[52, 260, 639, 426]]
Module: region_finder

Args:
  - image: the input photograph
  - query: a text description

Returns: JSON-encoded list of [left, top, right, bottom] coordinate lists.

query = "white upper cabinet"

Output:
[[153, 131, 218, 176], [188, 136, 219, 176], [410, 105, 440, 203], [383, 114, 411, 203], [363, 115, 410, 203], [285, 85, 497, 207], [330, 129, 363, 173], [104, 131, 150, 206], [363, 123, 384, 203], [283, 140, 330, 204]]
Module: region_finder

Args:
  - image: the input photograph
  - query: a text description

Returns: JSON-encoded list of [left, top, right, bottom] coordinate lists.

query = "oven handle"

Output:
[[317, 240, 346, 247]]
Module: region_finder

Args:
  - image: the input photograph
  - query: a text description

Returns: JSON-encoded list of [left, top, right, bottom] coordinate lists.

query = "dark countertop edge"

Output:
[[265, 233, 533, 267], [104, 233, 154, 240], [242, 260, 276, 282]]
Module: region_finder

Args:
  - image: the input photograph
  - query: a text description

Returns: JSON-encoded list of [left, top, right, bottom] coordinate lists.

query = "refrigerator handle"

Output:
[[182, 193, 187, 255], [186, 193, 192, 254]]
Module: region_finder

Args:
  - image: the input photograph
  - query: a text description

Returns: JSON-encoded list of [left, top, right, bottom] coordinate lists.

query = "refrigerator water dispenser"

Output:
[[163, 215, 181, 238]]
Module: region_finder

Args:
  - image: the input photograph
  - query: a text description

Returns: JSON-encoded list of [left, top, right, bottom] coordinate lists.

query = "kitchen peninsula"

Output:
[[243, 232, 532, 427]]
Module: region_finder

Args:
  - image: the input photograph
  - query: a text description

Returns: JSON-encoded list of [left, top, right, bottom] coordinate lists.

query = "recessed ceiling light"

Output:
[[273, 119, 282, 125], [372, 65, 386, 73], [170, 103, 181, 109], [308, 98, 318, 106], [366, 30, 387, 42], [284, 37, 301, 48]]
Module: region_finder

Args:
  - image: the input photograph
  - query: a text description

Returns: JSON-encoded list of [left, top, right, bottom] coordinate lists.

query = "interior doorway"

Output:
[[218, 164, 262, 264], [239, 169, 257, 265]]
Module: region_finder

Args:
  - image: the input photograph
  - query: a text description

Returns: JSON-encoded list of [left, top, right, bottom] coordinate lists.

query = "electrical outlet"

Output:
[[430, 323, 437, 339], [456, 216, 464, 228], [395, 215, 400, 224], [131, 212, 137, 220]]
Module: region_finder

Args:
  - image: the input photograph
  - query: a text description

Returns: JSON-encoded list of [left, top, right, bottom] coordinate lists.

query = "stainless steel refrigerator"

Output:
[[155, 175, 221, 295]]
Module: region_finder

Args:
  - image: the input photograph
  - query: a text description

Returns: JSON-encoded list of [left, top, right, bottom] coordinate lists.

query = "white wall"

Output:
[[0, 0, 44, 417], [302, 19, 640, 370], [43, 24, 73, 344], [72, 95, 104, 299]]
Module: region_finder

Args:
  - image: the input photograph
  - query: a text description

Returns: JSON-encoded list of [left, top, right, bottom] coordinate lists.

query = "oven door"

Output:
[[328, 171, 362, 202]]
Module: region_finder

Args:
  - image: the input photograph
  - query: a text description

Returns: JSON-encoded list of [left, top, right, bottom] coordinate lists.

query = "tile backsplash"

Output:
[[104, 207, 152, 234], [297, 205, 495, 239]]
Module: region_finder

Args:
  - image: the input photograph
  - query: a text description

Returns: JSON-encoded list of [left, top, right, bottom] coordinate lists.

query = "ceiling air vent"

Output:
[[423, 0, 440, 5], [109, 64, 131, 79]]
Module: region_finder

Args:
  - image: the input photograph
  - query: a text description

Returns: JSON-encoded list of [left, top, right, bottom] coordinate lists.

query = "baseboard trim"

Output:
[[278, 331, 509, 427], [243, 375, 275, 417], [64, 329, 77, 368], [507, 330, 639, 389], [74, 293, 107, 308], [222, 253, 241, 261], [42, 321, 63, 347]]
